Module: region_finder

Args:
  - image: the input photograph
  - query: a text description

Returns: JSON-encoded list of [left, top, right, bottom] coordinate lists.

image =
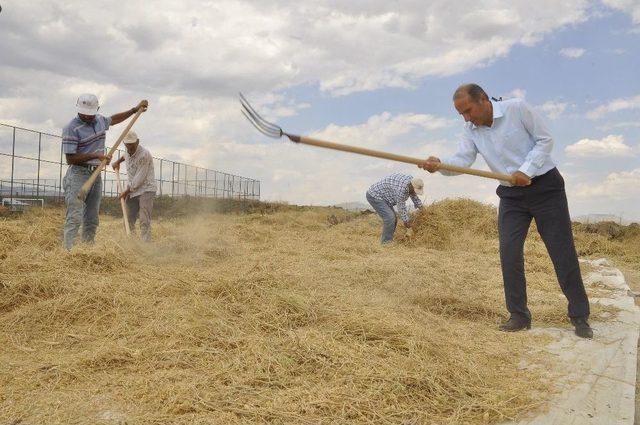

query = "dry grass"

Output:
[[0, 199, 632, 424]]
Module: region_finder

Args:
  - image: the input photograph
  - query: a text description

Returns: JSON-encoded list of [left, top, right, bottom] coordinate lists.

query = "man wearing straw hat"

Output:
[[420, 83, 592, 339], [366, 173, 424, 244], [62, 94, 148, 250], [112, 131, 156, 242]]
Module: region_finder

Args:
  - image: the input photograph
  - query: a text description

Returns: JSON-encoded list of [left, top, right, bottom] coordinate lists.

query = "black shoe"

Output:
[[570, 317, 593, 339], [499, 317, 531, 332]]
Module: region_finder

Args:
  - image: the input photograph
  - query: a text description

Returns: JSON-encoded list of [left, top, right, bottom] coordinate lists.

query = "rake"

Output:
[[239, 92, 516, 184]]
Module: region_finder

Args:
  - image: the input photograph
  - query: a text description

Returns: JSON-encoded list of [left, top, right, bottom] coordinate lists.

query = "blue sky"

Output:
[[0, 1, 639, 220]]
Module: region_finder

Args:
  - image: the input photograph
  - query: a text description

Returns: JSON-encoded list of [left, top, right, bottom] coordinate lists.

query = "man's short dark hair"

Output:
[[453, 84, 489, 102]]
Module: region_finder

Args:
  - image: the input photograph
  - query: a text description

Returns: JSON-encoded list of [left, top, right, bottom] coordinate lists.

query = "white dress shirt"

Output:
[[441, 98, 556, 186]]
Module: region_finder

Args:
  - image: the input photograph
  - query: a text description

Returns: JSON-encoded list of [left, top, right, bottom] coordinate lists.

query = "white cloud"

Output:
[[311, 112, 454, 150], [559, 47, 586, 58], [597, 121, 640, 131], [587, 94, 640, 119], [601, 0, 640, 25], [574, 167, 640, 200], [539, 100, 568, 119], [0, 1, 593, 98], [565, 134, 635, 157], [503, 88, 527, 99]]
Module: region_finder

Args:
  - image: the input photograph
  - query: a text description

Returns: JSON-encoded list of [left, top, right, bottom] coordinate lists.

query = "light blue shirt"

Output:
[[441, 98, 556, 186], [62, 114, 112, 166]]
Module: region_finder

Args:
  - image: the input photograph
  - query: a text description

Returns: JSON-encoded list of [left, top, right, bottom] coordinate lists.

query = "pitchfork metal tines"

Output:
[[239, 93, 286, 140]]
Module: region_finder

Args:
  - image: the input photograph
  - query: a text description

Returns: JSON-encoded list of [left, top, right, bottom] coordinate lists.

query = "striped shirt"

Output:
[[367, 173, 423, 222], [62, 114, 111, 166]]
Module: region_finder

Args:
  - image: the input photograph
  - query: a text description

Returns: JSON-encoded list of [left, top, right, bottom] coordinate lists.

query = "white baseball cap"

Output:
[[76, 93, 100, 115], [411, 178, 424, 195], [123, 131, 139, 144]]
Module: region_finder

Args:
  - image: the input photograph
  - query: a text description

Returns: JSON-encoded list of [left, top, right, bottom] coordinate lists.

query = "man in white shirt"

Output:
[[420, 83, 592, 339], [112, 131, 156, 242]]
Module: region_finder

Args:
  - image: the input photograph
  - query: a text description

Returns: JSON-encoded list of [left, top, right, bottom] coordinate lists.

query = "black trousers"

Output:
[[496, 168, 590, 320]]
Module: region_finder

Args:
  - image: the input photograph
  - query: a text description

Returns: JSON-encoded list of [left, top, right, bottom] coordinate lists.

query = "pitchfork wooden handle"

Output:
[[289, 134, 517, 185]]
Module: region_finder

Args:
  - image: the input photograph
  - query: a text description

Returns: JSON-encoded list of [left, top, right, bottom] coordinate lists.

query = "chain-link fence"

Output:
[[0, 123, 260, 208]]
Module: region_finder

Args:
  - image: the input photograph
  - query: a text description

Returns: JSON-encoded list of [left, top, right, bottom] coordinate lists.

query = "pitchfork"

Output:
[[239, 93, 517, 184]]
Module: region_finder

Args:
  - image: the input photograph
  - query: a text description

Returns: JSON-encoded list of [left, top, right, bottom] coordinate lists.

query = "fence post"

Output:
[[177, 163, 181, 196], [171, 161, 175, 197], [159, 159, 163, 196], [195, 167, 198, 197], [36, 132, 42, 198], [204, 169, 209, 197], [58, 140, 64, 202], [9, 127, 16, 207]]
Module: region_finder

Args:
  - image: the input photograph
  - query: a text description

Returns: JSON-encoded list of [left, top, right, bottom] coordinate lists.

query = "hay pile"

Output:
[[573, 221, 640, 269], [0, 199, 625, 424], [407, 198, 498, 251]]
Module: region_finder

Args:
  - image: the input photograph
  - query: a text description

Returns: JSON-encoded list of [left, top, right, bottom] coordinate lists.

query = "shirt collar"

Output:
[[491, 100, 504, 120], [469, 100, 503, 129]]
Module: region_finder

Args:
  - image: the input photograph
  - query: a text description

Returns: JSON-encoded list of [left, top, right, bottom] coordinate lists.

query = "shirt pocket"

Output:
[[501, 126, 531, 156]]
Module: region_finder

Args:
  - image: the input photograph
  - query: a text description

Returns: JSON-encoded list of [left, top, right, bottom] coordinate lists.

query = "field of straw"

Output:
[[0, 198, 634, 425]]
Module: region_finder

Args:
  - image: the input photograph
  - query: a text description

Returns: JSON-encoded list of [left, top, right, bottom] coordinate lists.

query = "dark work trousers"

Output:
[[496, 168, 590, 321]]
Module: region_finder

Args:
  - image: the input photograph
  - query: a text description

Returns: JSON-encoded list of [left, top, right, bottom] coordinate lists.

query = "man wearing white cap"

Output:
[[112, 131, 156, 242], [62, 94, 148, 250], [366, 173, 424, 243]]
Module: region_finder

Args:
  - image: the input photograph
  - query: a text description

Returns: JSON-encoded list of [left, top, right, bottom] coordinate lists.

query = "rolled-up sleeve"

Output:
[[518, 101, 553, 177], [396, 199, 409, 223], [62, 125, 79, 154], [440, 131, 478, 176], [410, 194, 423, 209]]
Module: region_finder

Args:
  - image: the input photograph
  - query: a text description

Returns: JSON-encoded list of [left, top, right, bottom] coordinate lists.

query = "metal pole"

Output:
[[177, 163, 181, 196], [36, 132, 42, 198], [183, 164, 187, 196], [232, 175, 235, 199], [171, 161, 175, 197], [159, 159, 163, 196], [10, 127, 16, 207], [204, 169, 209, 197], [58, 139, 64, 202]]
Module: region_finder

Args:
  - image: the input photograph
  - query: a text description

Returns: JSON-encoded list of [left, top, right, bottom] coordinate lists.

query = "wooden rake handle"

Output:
[[115, 169, 131, 236], [77, 108, 145, 201], [287, 134, 516, 185]]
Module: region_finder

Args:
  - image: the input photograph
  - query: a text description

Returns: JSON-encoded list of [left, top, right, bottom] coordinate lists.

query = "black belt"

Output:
[[531, 167, 557, 183], [74, 164, 100, 171]]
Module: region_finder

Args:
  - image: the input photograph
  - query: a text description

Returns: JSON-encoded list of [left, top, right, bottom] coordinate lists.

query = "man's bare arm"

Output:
[[65, 153, 111, 165], [110, 100, 148, 125]]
